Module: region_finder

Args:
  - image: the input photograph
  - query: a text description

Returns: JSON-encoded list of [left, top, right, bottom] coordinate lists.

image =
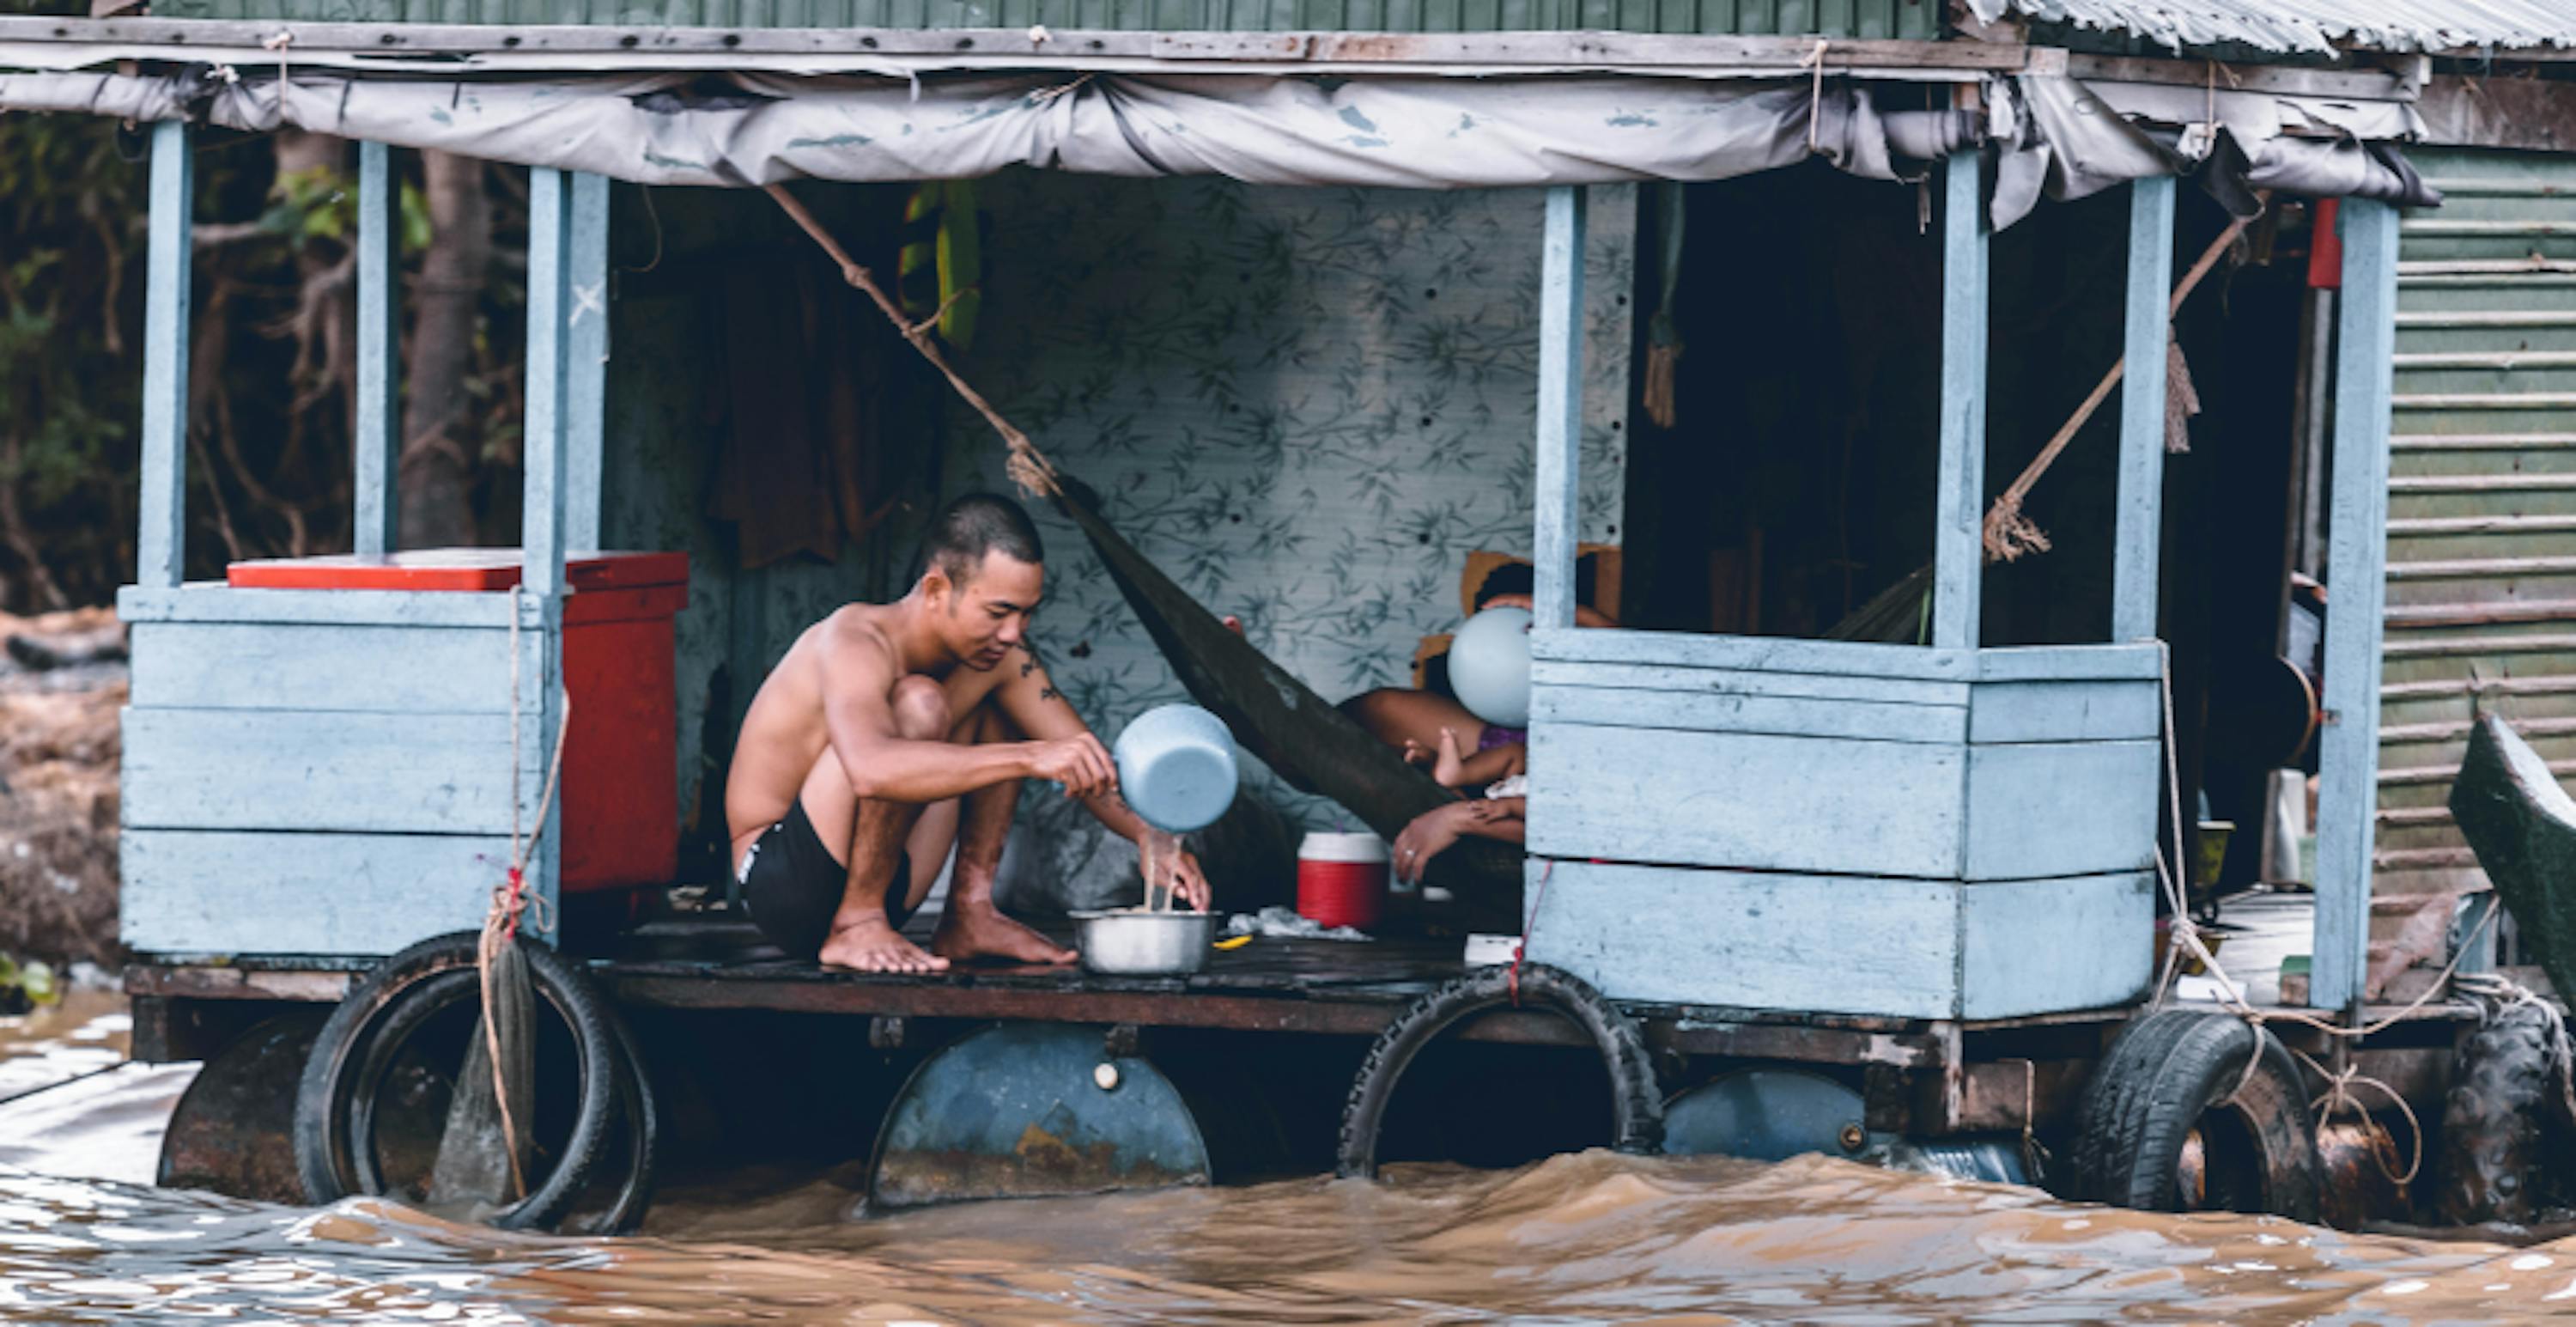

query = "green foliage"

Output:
[[0, 115, 525, 610], [0, 112, 148, 609]]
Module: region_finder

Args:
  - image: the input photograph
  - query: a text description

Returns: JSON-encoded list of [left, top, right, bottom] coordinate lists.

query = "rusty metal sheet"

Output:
[[155, 1011, 327, 1205]]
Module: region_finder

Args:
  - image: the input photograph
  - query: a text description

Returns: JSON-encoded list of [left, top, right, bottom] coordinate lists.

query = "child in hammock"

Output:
[[1341, 557, 1613, 794]]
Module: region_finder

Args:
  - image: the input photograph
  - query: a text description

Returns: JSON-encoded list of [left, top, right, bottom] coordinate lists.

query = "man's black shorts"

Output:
[[738, 799, 915, 959]]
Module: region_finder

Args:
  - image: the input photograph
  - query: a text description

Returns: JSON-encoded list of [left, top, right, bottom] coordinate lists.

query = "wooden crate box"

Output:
[[118, 584, 550, 959], [1522, 630, 2160, 1019]]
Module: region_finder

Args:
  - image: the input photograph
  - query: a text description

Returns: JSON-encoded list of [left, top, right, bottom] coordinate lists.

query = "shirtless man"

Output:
[[726, 492, 1211, 973]]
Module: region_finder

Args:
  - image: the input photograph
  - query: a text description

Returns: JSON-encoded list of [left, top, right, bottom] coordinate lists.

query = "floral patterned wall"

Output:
[[941, 173, 1636, 837]]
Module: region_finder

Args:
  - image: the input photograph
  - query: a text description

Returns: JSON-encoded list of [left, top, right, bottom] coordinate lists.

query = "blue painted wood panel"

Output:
[[2317, 197, 2402, 1014], [123, 709, 542, 836], [1966, 679, 2160, 745], [1532, 626, 1972, 680], [1957, 870, 2155, 1018], [1524, 859, 2152, 1019], [1531, 684, 1969, 745], [137, 120, 193, 590], [129, 622, 536, 714], [1934, 149, 1988, 651], [1525, 858, 1963, 1017], [1530, 658, 1969, 708], [1533, 186, 1587, 632], [122, 829, 520, 957], [2112, 175, 2175, 642], [354, 140, 399, 558], [1961, 740, 2160, 880], [1528, 722, 1967, 877], [118, 585, 544, 629]]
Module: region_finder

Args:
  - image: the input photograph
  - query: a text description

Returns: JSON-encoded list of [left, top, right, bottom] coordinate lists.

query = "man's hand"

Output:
[[1155, 846, 1212, 912], [1028, 734, 1117, 799], [1393, 800, 1483, 884]]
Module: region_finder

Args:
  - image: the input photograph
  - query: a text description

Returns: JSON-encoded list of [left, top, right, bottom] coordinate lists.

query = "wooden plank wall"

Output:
[[119, 595, 551, 957]]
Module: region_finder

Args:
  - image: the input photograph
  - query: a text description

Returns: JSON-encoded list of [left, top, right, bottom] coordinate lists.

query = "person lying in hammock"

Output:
[[726, 492, 1212, 974], [1340, 558, 1614, 793]]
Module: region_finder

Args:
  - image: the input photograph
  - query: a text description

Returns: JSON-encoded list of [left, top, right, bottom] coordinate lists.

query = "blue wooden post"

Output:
[[1933, 150, 1987, 651], [521, 167, 574, 936], [2313, 198, 2400, 1016], [2111, 176, 2175, 642], [565, 172, 611, 555], [354, 141, 399, 558], [524, 168, 572, 600], [137, 120, 193, 590], [1532, 186, 1588, 632]]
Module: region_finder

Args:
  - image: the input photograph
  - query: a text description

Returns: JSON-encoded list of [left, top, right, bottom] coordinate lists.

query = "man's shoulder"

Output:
[[814, 605, 902, 669]]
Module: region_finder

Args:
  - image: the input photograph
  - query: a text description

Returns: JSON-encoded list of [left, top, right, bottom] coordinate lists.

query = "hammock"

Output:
[[1053, 474, 1526, 901]]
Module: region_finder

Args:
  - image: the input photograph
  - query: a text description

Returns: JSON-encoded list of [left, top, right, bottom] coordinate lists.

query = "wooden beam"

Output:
[[1933, 149, 1987, 652], [2111, 174, 2173, 643], [1533, 185, 1586, 632], [565, 172, 610, 554], [137, 119, 191, 591], [2313, 198, 2400, 1018], [522, 167, 574, 939], [2064, 53, 2417, 101], [523, 167, 571, 600], [353, 139, 398, 558], [0, 17, 2044, 72]]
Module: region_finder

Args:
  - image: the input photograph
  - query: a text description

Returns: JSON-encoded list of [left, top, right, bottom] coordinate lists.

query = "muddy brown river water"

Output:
[[4, 1000, 2576, 1324]]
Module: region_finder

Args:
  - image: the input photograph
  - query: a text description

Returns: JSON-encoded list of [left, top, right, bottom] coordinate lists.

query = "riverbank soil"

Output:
[[0, 607, 125, 967]]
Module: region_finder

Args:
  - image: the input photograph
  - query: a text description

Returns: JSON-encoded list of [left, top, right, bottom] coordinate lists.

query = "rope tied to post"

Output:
[[469, 587, 572, 1201], [2143, 641, 2508, 1188]]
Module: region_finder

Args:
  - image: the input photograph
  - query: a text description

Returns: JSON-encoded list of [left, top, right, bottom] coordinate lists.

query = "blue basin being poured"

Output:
[[1113, 703, 1242, 834]]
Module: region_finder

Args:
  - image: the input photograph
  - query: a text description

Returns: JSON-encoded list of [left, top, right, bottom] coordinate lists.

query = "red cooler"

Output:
[[1297, 831, 1389, 931], [227, 548, 690, 892]]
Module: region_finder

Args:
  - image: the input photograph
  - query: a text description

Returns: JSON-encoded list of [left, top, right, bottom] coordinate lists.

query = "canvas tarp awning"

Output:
[[0, 64, 2439, 221]]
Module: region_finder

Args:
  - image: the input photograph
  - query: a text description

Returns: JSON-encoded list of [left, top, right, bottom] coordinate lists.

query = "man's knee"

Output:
[[890, 676, 951, 740]]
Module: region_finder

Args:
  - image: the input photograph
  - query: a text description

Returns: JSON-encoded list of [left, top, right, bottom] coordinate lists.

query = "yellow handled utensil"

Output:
[[1212, 934, 1252, 952]]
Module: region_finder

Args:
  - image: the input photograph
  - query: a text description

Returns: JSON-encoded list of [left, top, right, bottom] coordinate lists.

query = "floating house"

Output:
[[3, 0, 2572, 1228]]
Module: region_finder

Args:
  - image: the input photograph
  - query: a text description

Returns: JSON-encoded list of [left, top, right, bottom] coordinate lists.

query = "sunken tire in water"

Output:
[[294, 930, 659, 1233], [2068, 1007, 2324, 1221], [1336, 963, 1663, 1178]]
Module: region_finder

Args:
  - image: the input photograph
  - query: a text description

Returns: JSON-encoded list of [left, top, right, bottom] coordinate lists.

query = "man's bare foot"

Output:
[[817, 916, 951, 974], [933, 899, 1077, 965]]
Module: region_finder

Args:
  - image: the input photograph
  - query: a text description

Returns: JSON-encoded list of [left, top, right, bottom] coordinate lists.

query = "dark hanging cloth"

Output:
[[710, 258, 933, 567], [1051, 474, 1524, 904]]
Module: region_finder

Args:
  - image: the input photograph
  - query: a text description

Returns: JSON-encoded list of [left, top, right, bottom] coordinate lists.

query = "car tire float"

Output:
[[2069, 1007, 2323, 1221], [1337, 963, 1663, 1178], [294, 930, 659, 1233]]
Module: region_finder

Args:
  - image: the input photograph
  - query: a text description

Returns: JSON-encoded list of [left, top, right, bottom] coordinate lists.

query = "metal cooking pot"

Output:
[[1070, 910, 1220, 975]]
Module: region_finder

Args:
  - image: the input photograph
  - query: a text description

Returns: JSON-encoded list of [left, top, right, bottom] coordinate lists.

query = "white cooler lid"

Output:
[[1298, 831, 1388, 864]]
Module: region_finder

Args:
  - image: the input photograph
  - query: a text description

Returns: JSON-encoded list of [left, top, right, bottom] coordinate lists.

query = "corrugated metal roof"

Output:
[[1975, 0, 2576, 53]]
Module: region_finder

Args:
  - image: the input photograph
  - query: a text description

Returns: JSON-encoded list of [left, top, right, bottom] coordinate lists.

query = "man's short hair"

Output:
[[921, 492, 1045, 587]]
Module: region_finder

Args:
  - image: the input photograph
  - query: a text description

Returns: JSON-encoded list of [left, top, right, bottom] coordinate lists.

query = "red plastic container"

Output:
[[227, 548, 689, 893], [1297, 831, 1389, 931]]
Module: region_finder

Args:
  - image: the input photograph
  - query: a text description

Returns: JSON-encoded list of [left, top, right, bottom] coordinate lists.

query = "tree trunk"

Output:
[[400, 149, 490, 549]]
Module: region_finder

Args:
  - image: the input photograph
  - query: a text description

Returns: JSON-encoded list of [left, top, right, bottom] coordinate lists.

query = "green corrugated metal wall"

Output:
[[2378, 147, 2576, 905], [149, 0, 1936, 36]]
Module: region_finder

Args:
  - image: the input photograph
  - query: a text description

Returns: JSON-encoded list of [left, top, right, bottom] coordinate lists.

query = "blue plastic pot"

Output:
[[1113, 703, 1242, 833]]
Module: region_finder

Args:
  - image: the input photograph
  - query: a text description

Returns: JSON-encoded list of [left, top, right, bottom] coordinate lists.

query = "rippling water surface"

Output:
[[5, 1001, 2576, 1324]]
